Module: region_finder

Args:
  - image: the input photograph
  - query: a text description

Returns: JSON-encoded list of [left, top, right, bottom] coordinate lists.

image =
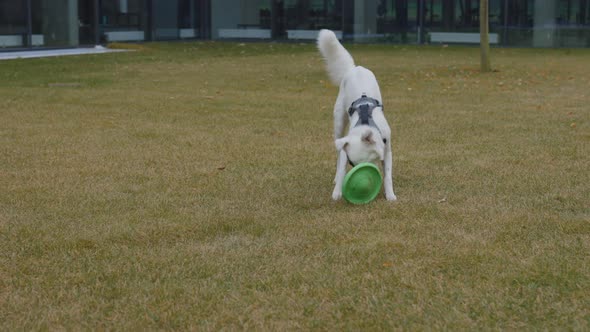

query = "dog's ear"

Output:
[[361, 129, 375, 145], [335, 137, 349, 151]]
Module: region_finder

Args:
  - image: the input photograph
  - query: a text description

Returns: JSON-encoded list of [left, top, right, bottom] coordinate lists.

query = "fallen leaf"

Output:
[[272, 131, 287, 137]]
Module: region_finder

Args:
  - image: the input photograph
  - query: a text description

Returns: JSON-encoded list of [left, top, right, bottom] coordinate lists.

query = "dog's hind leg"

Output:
[[333, 93, 347, 141], [383, 143, 397, 201], [333, 93, 347, 184]]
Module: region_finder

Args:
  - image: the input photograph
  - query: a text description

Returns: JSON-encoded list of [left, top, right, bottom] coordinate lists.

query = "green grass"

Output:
[[1, 41, 589, 330]]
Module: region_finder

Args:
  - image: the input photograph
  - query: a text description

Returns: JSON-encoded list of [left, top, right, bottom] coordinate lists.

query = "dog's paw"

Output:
[[332, 188, 342, 201], [385, 192, 397, 201]]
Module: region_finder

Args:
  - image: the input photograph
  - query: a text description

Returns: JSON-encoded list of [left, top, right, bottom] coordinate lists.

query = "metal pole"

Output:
[[201, 0, 211, 39], [270, 0, 277, 39], [151, 0, 155, 41], [26, 0, 32, 47], [418, 0, 424, 44], [94, 0, 100, 45], [503, 0, 508, 46]]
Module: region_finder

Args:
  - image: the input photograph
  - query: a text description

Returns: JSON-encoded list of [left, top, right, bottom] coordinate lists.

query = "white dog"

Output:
[[317, 29, 397, 201]]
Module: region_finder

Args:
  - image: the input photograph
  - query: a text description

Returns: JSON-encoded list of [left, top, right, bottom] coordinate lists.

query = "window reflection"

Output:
[[0, 0, 27, 48]]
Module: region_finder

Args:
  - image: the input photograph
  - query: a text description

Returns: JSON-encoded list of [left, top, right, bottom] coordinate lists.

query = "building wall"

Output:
[[153, 0, 179, 40], [1, 0, 590, 50]]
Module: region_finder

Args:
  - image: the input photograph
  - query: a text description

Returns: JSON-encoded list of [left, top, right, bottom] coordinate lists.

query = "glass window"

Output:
[[153, 0, 202, 40], [555, 0, 590, 46], [347, 0, 380, 41], [422, 0, 442, 30], [456, 0, 478, 28], [100, 0, 148, 43], [153, 0, 179, 40], [282, 0, 342, 40], [0, 0, 27, 48], [212, 0, 271, 39], [502, 0, 534, 46], [422, 0, 485, 32], [179, 0, 201, 39], [557, 0, 587, 24], [31, 0, 79, 47], [375, 0, 419, 43]]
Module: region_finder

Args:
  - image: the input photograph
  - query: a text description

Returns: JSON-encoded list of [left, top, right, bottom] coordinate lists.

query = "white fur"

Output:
[[317, 29, 397, 202]]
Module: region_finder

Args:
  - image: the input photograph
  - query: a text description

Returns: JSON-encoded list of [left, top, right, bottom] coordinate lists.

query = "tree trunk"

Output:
[[480, 0, 492, 72]]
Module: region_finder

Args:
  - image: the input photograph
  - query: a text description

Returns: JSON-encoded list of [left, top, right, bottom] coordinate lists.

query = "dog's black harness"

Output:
[[348, 94, 383, 131], [346, 94, 384, 167]]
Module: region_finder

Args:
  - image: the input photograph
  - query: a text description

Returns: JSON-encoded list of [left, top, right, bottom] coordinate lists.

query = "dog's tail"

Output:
[[317, 29, 355, 86]]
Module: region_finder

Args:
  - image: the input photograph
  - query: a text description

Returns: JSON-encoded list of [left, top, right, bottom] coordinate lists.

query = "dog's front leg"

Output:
[[334, 151, 343, 184], [332, 149, 348, 200], [383, 143, 397, 201]]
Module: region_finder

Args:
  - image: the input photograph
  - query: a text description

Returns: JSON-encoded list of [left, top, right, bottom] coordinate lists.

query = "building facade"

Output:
[[1, 0, 589, 50]]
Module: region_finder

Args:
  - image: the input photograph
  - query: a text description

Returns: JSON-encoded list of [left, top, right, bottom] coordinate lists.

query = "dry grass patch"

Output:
[[1, 42, 589, 330]]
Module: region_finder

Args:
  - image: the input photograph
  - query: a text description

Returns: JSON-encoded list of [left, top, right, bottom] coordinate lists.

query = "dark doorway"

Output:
[[79, 0, 97, 44], [271, 0, 286, 39]]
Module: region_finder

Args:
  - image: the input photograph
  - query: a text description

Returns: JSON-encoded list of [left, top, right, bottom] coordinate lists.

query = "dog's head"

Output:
[[335, 126, 385, 165]]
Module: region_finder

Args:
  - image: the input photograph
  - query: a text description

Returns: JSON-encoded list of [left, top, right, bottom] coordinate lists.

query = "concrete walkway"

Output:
[[0, 46, 127, 60]]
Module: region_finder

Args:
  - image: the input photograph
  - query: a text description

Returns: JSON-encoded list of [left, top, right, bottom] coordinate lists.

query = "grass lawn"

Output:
[[1, 41, 589, 330]]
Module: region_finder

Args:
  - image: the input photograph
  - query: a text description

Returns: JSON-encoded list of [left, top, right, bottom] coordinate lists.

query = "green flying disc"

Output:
[[342, 162, 383, 204]]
